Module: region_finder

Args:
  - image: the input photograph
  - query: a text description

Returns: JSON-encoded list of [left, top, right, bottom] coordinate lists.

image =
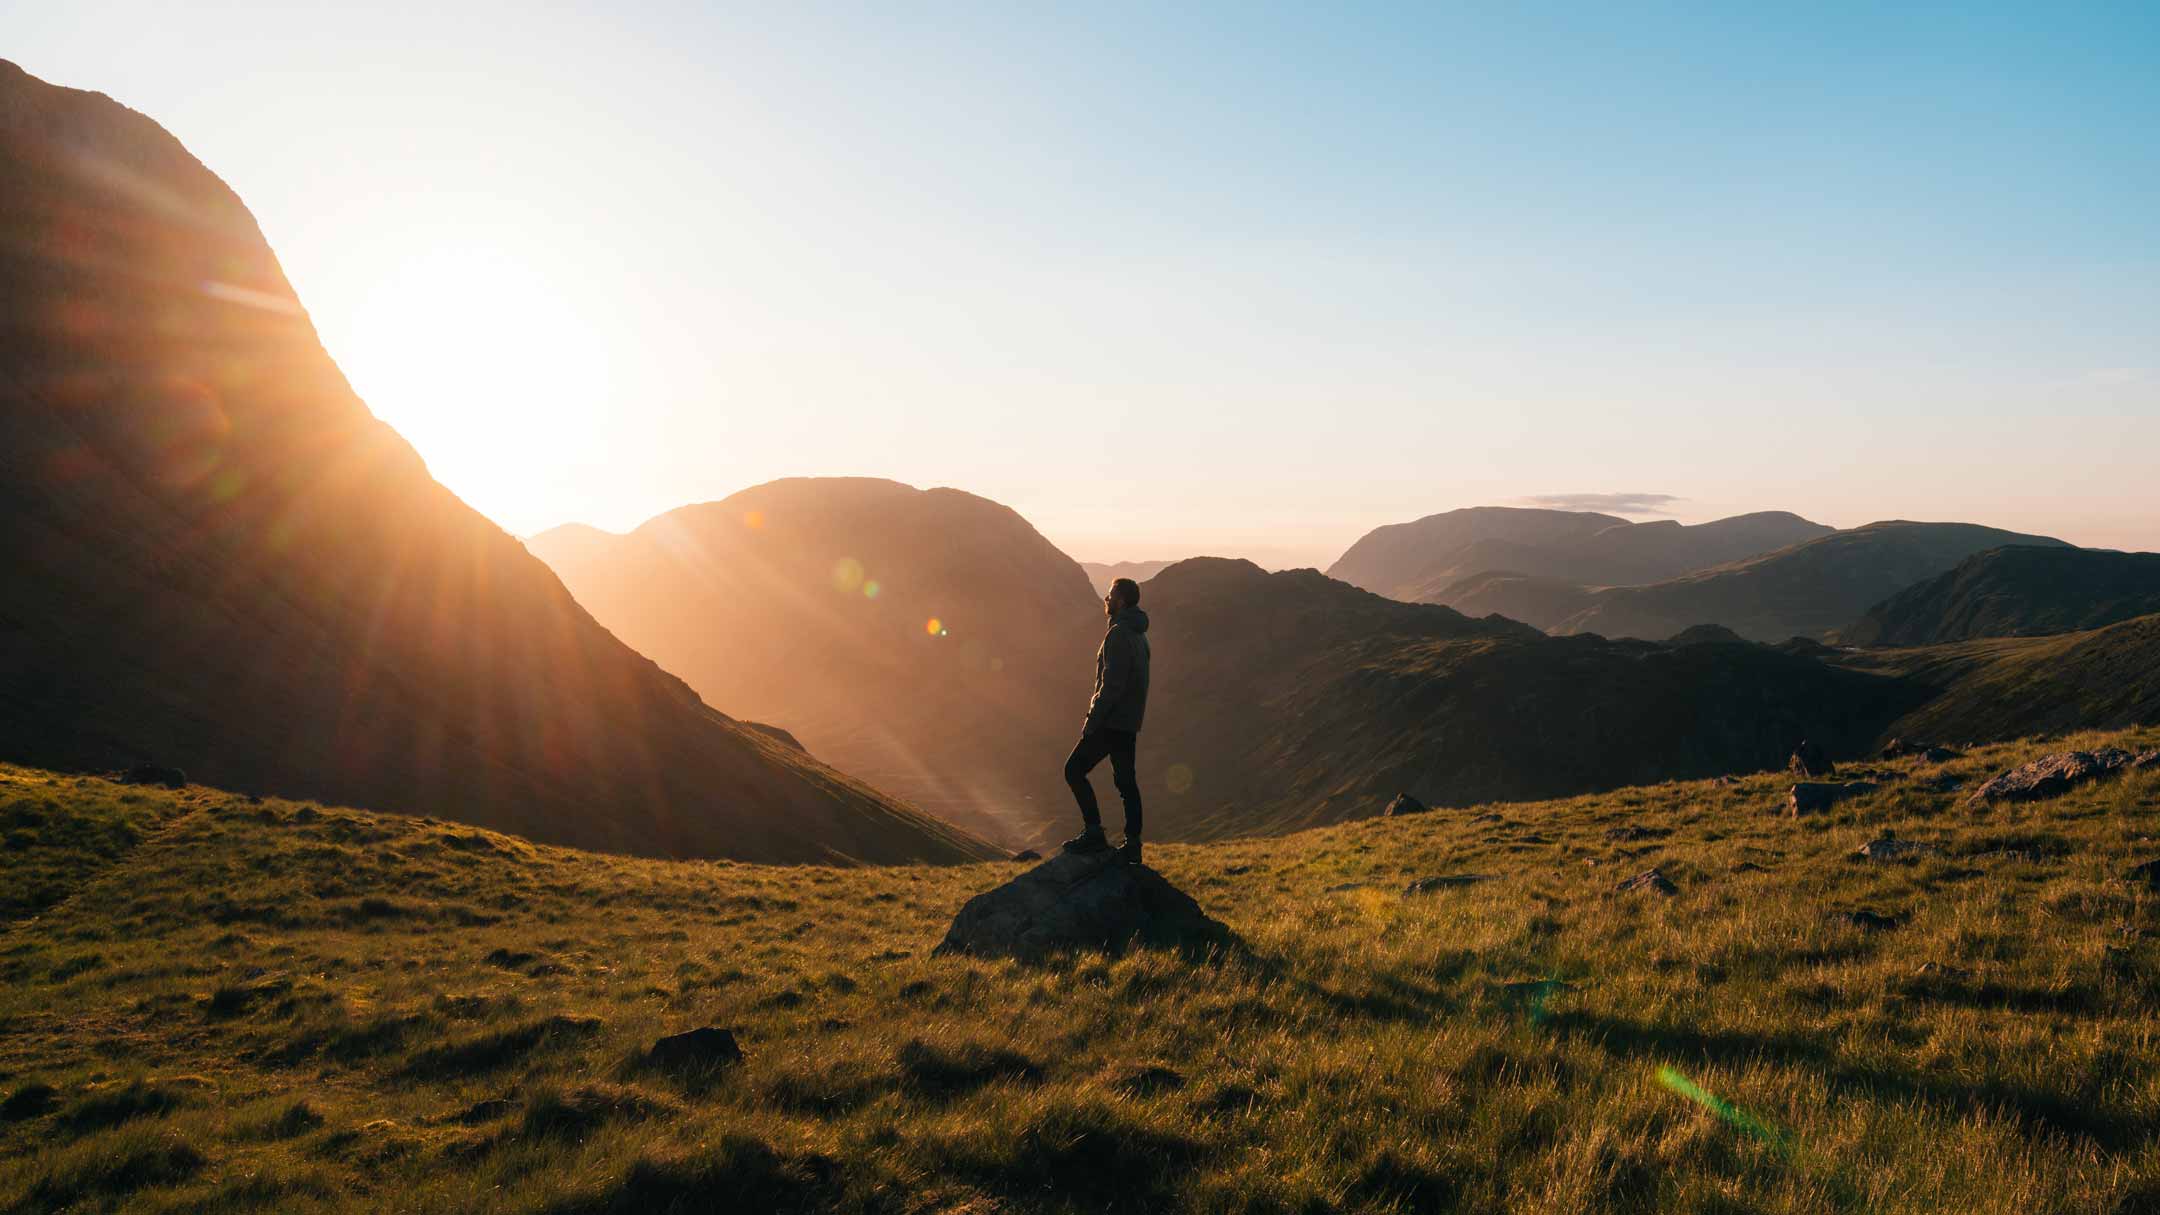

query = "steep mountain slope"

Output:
[[1081, 559, 1178, 594], [1550, 522, 2071, 643], [528, 479, 1100, 843], [1136, 559, 1921, 838], [1327, 507, 1831, 604], [0, 61, 992, 865], [1843, 546, 2160, 647]]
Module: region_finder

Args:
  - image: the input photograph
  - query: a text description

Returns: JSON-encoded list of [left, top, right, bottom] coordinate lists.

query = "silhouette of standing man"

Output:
[[1062, 577, 1150, 864]]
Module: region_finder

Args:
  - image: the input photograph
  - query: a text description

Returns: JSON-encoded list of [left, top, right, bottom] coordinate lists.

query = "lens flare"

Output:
[[832, 557, 865, 593], [862, 580, 880, 599], [1166, 763, 1195, 794], [925, 617, 947, 637], [742, 509, 765, 530], [1656, 1066, 1789, 1154]]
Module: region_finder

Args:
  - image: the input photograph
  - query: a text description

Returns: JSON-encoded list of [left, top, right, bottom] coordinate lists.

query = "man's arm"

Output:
[[1084, 629, 1132, 734]]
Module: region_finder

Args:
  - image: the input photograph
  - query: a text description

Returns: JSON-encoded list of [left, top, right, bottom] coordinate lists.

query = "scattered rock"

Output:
[[120, 764, 187, 789], [1879, 738, 1961, 761], [2123, 859, 2160, 888], [646, 1027, 743, 1072], [1714, 774, 1741, 787], [1852, 835, 1941, 862], [1603, 824, 1668, 843], [1403, 875, 1496, 895], [1788, 740, 1834, 778], [1921, 746, 1963, 763], [2135, 750, 2160, 771], [1009, 849, 1041, 862], [934, 852, 1233, 960], [1615, 868, 1677, 896], [1968, 749, 2137, 805], [1787, 781, 1877, 816], [1383, 793, 1430, 817], [1834, 909, 1904, 931]]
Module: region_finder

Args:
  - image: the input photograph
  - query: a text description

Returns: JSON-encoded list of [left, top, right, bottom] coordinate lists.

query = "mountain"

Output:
[[1326, 507, 1626, 598], [1545, 521, 2072, 643], [1134, 559, 1921, 838], [527, 478, 1101, 843], [1842, 546, 2160, 647], [1328, 506, 1832, 605], [0, 61, 992, 865], [1080, 559, 1179, 594]]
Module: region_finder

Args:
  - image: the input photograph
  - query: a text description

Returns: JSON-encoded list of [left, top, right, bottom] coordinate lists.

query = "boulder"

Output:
[[1788, 741, 1833, 778], [1967, 749, 2136, 805], [646, 1027, 743, 1072], [1615, 868, 1677, 895], [1920, 746, 1963, 763], [934, 852, 1232, 960], [1009, 849, 1042, 862], [1383, 793, 1431, 817], [2135, 750, 2160, 772], [120, 764, 187, 789], [1787, 781, 1877, 816]]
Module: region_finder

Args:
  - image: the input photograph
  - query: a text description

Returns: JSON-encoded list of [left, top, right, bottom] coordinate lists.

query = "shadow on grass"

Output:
[[1546, 1009, 2150, 1152]]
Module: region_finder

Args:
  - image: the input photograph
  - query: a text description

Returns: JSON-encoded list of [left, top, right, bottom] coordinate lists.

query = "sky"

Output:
[[14, 2, 2160, 566]]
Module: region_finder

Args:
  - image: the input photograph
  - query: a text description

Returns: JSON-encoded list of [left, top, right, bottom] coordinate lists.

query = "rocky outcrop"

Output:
[[1615, 868, 1677, 895], [1967, 749, 2136, 805], [1383, 793, 1431, 817], [934, 852, 1233, 960]]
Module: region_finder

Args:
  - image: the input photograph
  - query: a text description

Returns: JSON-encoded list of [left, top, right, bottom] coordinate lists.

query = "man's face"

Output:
[[1103, 591, 1118, 619]]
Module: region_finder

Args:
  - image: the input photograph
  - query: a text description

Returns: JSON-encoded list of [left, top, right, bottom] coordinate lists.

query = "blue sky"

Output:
[[14, 2, 2159, 563]]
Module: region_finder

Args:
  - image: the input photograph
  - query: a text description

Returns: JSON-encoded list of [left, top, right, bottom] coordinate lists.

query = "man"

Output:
[[1063, 577, 1151, 863]]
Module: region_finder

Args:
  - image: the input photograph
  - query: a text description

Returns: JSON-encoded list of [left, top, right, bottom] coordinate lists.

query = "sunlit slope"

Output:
[[1854, 613, 2160, 744], [5, 734, 2160, 1214], [529, 478, 1101, 844], [1135, 559, 1925, 838], [0, 61, 991, 865]]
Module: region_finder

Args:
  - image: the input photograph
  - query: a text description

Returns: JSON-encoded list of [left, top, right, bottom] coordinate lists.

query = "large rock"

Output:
[[934, 853, 1233, 960], [1787, 781, 1877, 815], [1967, 749, 2136, 805], [1383, 793, 1431, 817]]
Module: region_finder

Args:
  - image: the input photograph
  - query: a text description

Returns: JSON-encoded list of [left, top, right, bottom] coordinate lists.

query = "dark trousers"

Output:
[[1065, 729, 1141, 837]]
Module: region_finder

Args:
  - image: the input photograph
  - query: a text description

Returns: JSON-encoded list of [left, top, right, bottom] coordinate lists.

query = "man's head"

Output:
[[1105, 577, 1140, 619]]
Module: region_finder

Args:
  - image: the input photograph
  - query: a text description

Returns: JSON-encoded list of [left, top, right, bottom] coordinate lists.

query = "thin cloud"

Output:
[[1517, 492, 1682, 517]]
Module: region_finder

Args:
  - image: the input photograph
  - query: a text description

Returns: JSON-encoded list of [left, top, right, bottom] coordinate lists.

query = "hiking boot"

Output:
[[1061, 826, 1110, 854], [1119, 835, 1143, 866]]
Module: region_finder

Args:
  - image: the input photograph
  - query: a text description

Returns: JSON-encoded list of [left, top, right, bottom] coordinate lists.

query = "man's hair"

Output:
[[1110, 577, 1141, 606]]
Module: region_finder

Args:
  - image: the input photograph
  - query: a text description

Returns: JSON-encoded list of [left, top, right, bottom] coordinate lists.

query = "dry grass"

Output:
[[3, 732, 2160, 1213]]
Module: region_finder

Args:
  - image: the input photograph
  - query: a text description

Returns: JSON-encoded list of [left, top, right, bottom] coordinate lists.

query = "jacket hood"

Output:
[[1111, 607, 1150, 634]]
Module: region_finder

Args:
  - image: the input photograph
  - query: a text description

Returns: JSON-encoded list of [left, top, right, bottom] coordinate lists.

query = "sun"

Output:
[[327, 237, 611, 527]]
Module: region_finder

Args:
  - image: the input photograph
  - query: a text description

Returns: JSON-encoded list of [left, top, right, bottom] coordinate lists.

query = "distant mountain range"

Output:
[[0, 61, 993, 865], [1132, 558, 1922, 837], [1842, 546, 2160, 647], [1080, 560, 1179, 595], [529, 479, 1100, 844], [1423, 520, 2068, 642], [1327, 507, 1832, 602]]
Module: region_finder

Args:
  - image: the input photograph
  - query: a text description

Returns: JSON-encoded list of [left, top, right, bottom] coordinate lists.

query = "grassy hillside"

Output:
[[1857, 613, 2160, 744], [1843, 546, 2160, 647], [8, 733, 2160, 1214]]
